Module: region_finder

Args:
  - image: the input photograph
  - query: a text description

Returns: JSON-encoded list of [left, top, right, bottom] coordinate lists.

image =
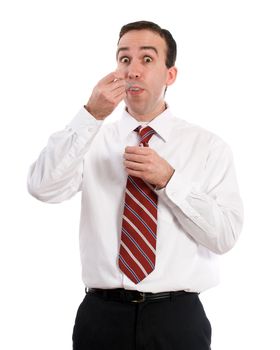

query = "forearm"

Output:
[[156, 145, 244, 254], [28, 107, 103, 203]]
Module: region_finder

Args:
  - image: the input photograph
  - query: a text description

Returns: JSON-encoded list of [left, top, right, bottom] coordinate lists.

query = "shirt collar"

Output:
[[117, 106, 175, 142]]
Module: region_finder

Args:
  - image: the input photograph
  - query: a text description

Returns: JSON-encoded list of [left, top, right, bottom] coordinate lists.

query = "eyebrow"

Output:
[[116, 46, 159, 57]]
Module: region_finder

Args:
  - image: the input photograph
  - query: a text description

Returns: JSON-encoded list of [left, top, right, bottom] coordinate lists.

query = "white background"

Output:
[[0, 0, 279, 349]]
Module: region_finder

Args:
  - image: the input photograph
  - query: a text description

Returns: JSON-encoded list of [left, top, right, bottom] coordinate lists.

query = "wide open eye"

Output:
[[143, 56, 153, 63], [120, 56, 130, 64]]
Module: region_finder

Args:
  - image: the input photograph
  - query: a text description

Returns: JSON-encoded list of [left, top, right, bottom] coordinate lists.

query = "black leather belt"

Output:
[[85, 288, 197, 303]]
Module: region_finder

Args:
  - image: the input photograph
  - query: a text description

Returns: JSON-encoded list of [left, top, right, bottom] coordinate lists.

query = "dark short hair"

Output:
[[118, 20, 177, 68]]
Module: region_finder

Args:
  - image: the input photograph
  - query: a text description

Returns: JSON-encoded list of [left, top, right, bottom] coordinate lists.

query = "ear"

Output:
[[166, 66, 178, 86]]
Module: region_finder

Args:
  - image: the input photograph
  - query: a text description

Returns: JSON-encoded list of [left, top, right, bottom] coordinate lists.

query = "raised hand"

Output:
[[85, 71, 126, 120]]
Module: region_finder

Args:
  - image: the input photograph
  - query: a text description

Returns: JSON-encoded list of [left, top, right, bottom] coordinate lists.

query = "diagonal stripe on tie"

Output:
[[124, 202, 157, 241], [121, 227, 155, 269], [119, 126, 158, 284], [121, 231, 155, 272], [119, 255, 142, 284], [122, 216, 156, 254], [126, 188, 157, 224], [128, 176, 157, 210], [124, 195, 157, 240], [120, 241, 149, 275]]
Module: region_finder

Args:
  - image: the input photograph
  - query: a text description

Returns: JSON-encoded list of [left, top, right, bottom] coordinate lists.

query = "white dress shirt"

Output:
[[28, 106, 243, 293]]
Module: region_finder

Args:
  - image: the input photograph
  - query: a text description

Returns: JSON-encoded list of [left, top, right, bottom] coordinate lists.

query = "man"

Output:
[[28, 20, 243, 350]]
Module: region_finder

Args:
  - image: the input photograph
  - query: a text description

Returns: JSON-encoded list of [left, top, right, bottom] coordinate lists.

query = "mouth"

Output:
[[126, 83, 144, 95]]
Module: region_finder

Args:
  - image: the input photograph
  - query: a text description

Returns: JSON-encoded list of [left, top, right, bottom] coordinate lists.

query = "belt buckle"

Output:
[[131, 292, 146, 303]]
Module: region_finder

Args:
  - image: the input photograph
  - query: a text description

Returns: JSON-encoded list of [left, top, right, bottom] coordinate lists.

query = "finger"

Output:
[[99, 71, 124, 85], [124, 160, 145, 170], [125, 146, 151, 155], [125, 168, 143, 178], [124, 153, 147, 163], [110, 80, 126, 93], [110, 84, 126, 97], [111, 89, 126, 103]]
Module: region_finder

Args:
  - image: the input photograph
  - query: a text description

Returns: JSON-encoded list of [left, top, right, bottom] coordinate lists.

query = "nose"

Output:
[[128, 71, 140, 79], [127, 60, 141, 80]]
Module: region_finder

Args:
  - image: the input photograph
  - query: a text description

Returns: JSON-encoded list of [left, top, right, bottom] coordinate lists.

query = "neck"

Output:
[[126, 102, 167, 122]]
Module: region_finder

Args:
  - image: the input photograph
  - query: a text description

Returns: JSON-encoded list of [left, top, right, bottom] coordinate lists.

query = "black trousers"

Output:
[[72, 291, 211, 350]]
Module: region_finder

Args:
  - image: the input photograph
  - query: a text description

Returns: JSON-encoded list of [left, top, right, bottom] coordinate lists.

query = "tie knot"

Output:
[[135, 126, 156, 146]]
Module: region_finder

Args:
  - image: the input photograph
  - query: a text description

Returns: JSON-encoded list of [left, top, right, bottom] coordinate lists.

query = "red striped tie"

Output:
[[119, 126, 158, 284]]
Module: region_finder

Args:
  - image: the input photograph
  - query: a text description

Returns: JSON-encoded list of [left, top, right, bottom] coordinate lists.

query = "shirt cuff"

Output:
[[156, 170, 192, 207], [67, 107, 103, 133], [156, 170, 203, 218]]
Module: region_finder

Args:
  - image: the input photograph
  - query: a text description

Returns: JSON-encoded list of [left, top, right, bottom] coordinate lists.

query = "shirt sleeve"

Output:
[[27, 107, 103, 203], [156, 138, 244, 254]]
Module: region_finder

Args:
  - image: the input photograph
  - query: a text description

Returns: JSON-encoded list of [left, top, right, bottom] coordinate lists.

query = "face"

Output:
[[116, 29, 177, 121]]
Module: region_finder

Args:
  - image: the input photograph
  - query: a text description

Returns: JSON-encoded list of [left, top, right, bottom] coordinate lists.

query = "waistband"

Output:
[[85, 288, 198, 303]]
